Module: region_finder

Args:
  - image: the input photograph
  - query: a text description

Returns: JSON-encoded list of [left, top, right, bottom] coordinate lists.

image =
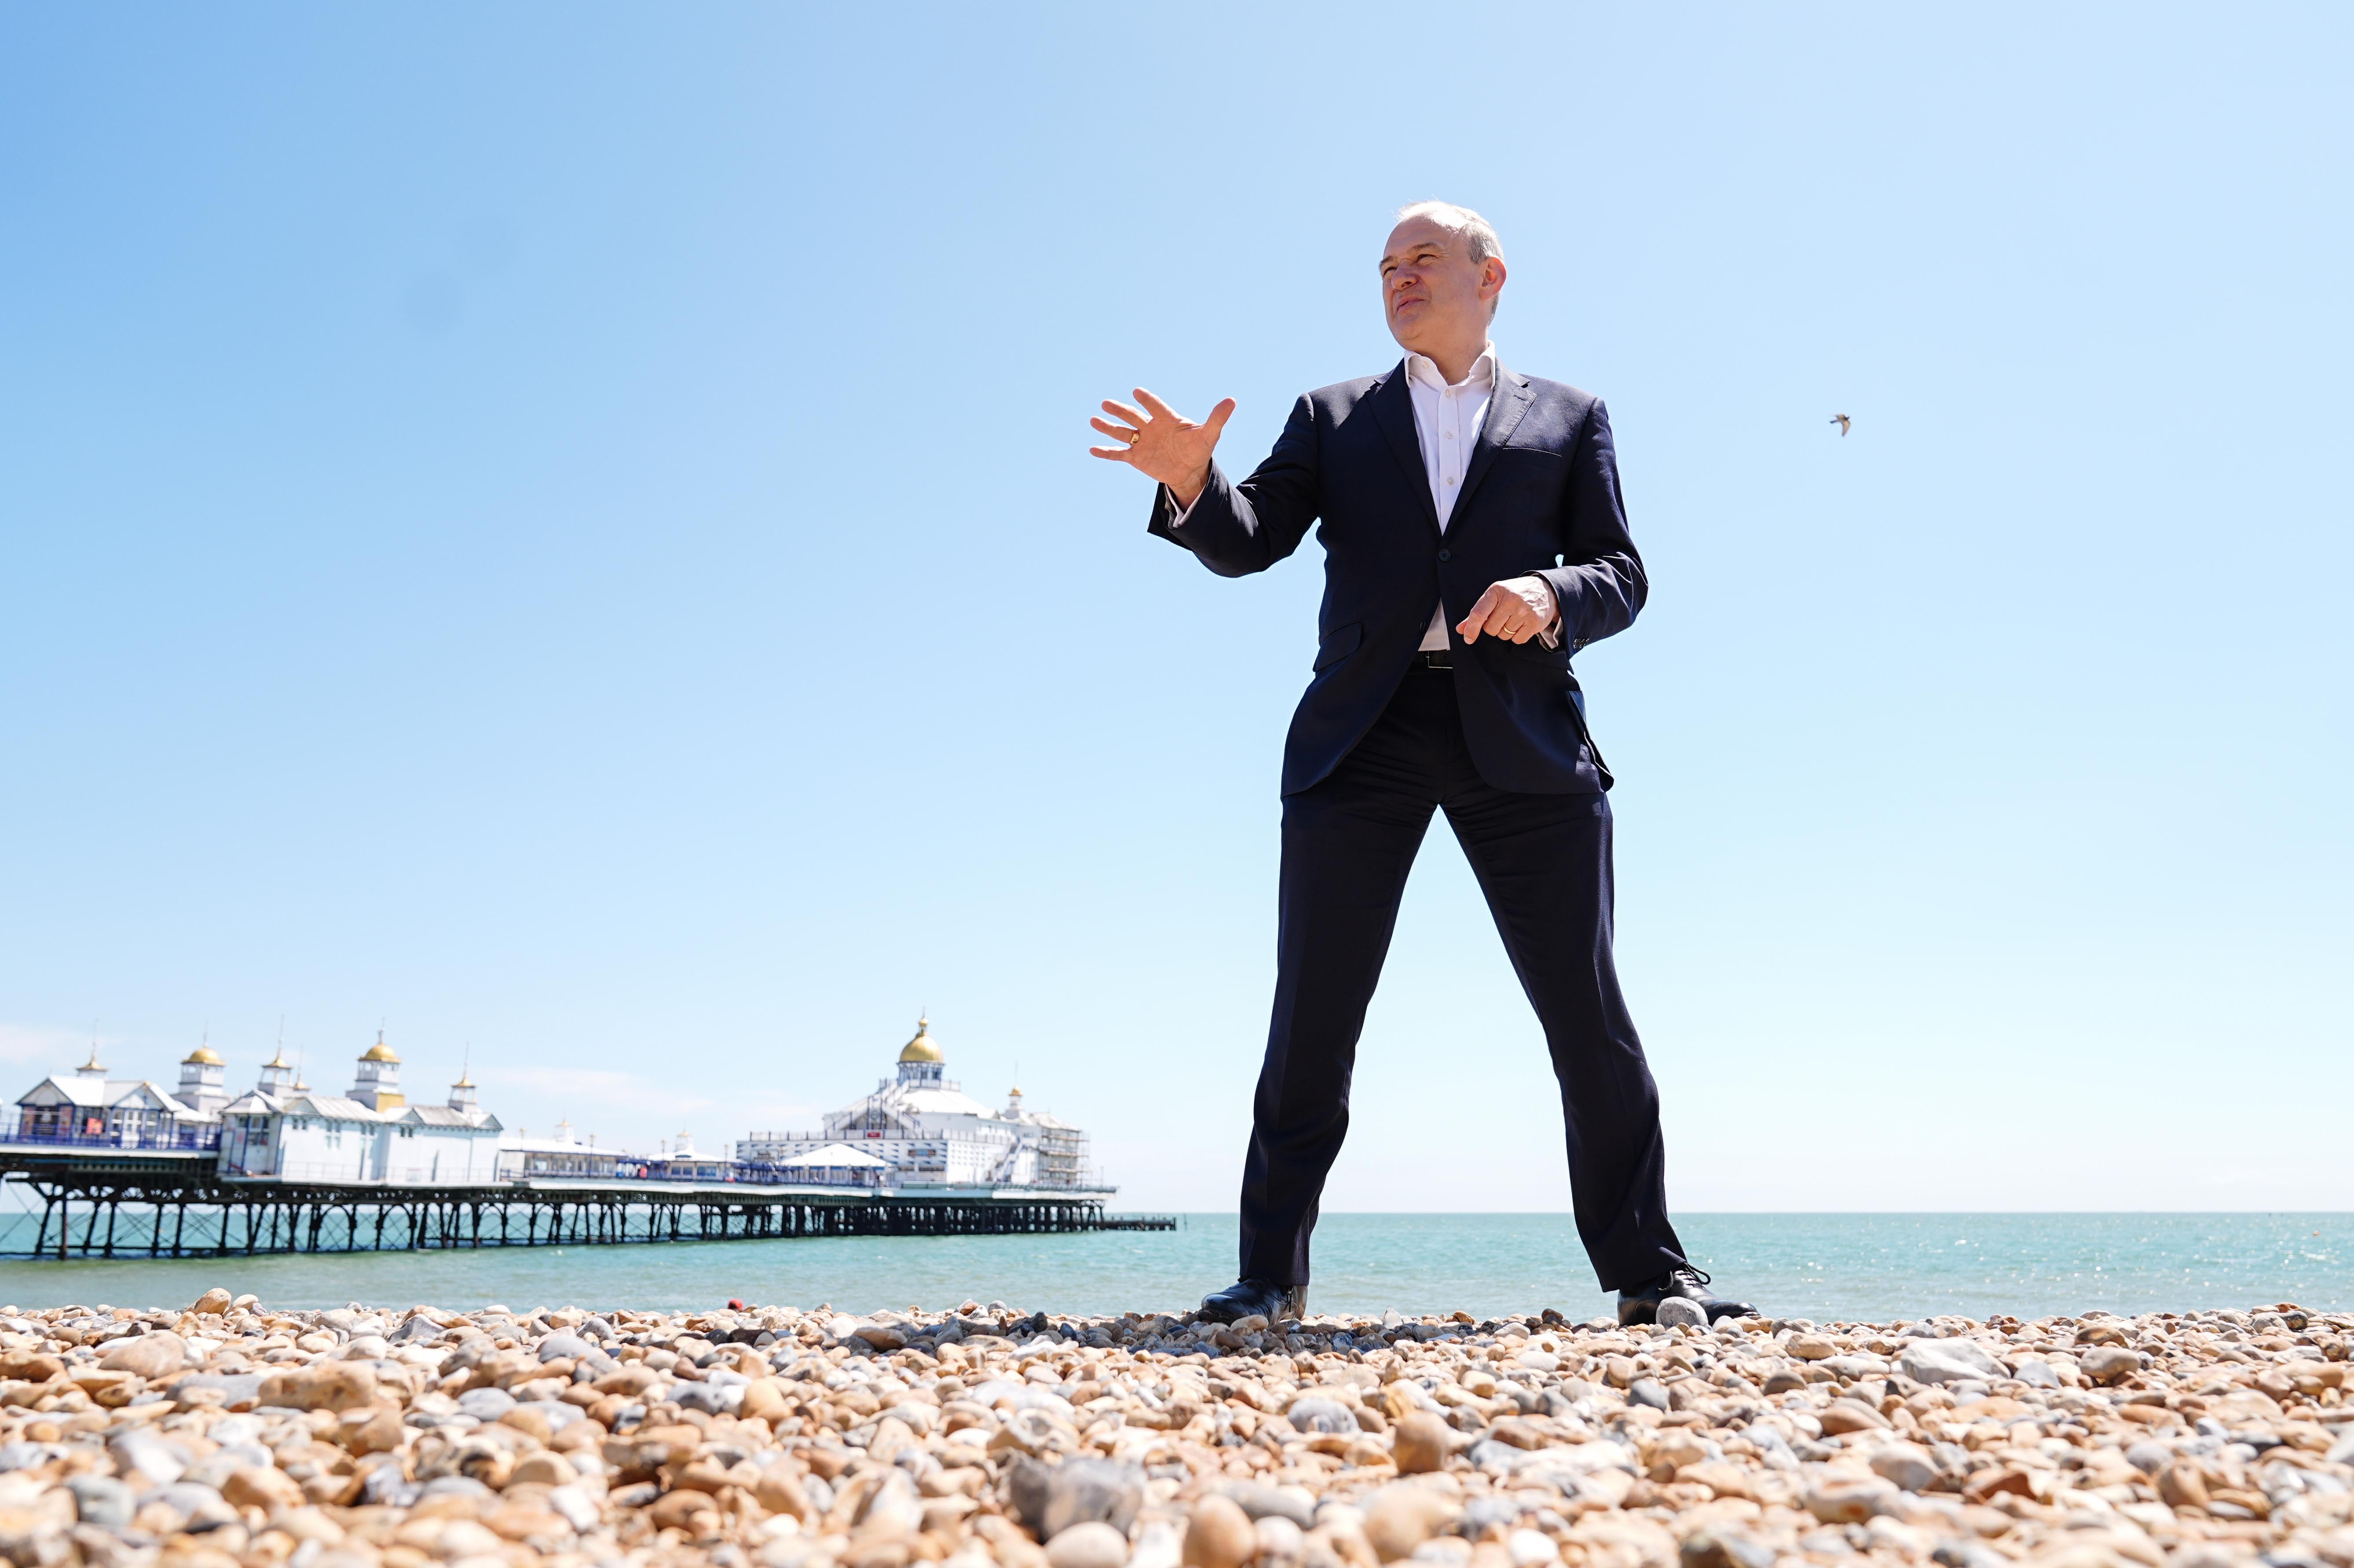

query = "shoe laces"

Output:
[[1669, 1265, 1713, 1291]]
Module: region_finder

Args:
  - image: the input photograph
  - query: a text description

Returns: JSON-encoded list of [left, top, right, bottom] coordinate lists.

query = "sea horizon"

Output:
[[3, 1210, 2343, 1323]]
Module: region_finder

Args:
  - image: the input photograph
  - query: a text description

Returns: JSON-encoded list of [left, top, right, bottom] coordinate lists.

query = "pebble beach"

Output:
[[3, 1293, 2350, 1568]]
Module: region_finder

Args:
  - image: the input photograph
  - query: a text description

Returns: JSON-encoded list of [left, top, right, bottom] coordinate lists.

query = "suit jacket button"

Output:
[[1437, 548, 1452, 562]]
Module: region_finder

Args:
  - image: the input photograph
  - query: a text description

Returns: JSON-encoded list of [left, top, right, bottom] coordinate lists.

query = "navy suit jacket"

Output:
[[1149, 360, 1646, 797]]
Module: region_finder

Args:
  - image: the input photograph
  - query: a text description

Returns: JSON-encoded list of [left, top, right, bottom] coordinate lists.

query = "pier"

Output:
[[0, 1140, 1175, 1260], [9, 1019, 1178, 1258]]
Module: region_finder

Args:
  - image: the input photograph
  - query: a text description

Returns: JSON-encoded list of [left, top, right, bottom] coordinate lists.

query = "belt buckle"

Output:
[[1422, 650, 1453, 670]]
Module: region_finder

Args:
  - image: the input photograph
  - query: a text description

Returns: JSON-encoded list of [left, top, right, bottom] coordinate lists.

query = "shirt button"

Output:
[[1437, 548, 1452, 562], [1442, 429, 1454, 439]]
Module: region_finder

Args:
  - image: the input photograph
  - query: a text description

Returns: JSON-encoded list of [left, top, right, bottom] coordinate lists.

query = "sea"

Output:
[[1, 1213, 2346, 1323]]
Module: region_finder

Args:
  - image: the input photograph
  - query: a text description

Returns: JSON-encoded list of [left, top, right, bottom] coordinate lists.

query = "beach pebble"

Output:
[[1869, 1444, 1940, 1492], [2080, 1345, 2142, 1382], [1656, 1298, 1706, 1330], [1819, 1397, 1891, 1433], [1365, 1485, 1459, 1561], [65, 1473, 134, 1529], [191, 1287, 233, 1315], [1506, 1528, 1559, 1568], [1182, 1493, 1256, 1568], [1392, 1411, 1453, 1473], [1286, 1396, 1357, 1435], [1679, 1531, 1775, 1568], [1805, 1476, 1899, 1523], [1222, 1482, 1315, 1529], [1896, 1337, 2007, 1384], [97, 1330, 184, 1377], [1254, 1515, 1305, 1563], [1041, 1457, 1146, 1539], [1048, 1522, 1131, 1568]]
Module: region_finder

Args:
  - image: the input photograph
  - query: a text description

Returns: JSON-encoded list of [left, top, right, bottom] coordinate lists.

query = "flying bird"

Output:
[[1830, 414, 1851, 436]]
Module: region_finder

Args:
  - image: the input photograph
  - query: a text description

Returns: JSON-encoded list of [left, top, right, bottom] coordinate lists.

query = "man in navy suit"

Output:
[[1091, 203, 1754, 1327]]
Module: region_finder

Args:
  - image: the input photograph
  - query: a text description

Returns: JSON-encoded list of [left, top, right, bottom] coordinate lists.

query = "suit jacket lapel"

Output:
[[1452, 364, 1533, 522], [1369, 363, 1442, 537]]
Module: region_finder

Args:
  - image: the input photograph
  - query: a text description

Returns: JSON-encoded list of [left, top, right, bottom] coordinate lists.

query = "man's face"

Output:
[[1380, 216, 1502, 355]]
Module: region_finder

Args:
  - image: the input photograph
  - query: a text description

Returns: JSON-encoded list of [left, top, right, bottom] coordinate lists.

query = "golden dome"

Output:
[[362, 1030, 400, 1064], [897, 1016, 944, 1064], [183, 1044, 224, 1067]]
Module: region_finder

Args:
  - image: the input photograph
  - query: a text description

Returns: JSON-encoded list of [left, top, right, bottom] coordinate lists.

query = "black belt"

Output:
[[1414, 650, 1453, 669]]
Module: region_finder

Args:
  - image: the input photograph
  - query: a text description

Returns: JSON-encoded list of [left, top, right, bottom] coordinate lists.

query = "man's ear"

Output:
[[1481, 256, 1508, 302]]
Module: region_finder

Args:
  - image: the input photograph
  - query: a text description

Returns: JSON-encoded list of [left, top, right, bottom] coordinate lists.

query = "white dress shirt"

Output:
[[1402, 343, 1559, 651], [1406, 344, 1494, 650], [1171, 341, 1557, 650]]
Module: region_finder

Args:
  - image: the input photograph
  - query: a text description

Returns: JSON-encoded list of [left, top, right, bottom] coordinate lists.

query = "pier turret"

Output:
[[256, 1044, 295, 1097], [896, 1016, 945, 1087], [74, 1043, 106, 1080], [349, 1031, 405, 1111], [178, 1039, 227, 1112], [448, 1066, 477, 1112]]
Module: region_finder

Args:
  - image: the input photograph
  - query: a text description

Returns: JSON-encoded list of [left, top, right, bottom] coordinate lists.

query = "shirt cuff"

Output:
[[1164, 484, 1198, 529], [1526, 577, 1563, 648]]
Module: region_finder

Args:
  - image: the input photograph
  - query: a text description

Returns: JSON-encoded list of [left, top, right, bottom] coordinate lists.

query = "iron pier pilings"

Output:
[[0, 1163, 1174, 1260]]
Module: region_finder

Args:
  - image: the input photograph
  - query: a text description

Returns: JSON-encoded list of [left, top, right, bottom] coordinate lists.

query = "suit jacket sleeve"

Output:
[[1145, 395, 1321, 578], [1535, 397, 1648, 651]]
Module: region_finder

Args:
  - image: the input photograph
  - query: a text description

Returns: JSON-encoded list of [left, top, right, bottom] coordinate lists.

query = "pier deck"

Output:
[[0, 1143, 1175, 1259]]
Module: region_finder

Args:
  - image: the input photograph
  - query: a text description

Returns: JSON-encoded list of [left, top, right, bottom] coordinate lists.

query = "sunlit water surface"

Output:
[[1, 1212, 2344, 1321]]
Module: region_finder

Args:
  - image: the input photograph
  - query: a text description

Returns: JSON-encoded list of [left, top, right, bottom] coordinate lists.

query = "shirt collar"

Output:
[[1405, 342, 1497, 393]]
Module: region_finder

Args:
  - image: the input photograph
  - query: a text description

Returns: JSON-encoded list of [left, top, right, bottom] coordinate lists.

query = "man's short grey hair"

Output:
[[1395, 200, 1503, 264]]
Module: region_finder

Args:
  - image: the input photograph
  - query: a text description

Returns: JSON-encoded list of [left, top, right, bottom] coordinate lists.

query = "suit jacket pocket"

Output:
[[1312, 621, 1363, 672], [1490, 632, 1569, 665]]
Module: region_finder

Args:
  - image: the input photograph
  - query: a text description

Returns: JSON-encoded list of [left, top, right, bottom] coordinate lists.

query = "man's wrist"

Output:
[[1167, 467, 1210, 512], [1514, 575, 1562, 645]]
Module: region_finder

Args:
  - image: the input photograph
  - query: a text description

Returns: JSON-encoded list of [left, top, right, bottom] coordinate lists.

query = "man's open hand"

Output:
[[1089, 389, 1234, 510], [1456, 576, 1559, 645]]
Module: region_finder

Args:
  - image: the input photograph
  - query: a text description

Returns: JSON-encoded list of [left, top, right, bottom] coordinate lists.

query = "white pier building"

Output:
[[214, 1034, 503, 1183], [12, 1014, 1106, 1198], [736, 1016, 1102, 1191], [11, 1042, 224, 1149]]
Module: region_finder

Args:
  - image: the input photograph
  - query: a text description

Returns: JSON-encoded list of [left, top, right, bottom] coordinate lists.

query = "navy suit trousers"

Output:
[[1238, 664, 1688, 1294]]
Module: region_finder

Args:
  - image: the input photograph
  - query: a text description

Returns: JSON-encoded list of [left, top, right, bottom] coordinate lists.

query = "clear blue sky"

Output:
[[4, 5, 2347, 1215]]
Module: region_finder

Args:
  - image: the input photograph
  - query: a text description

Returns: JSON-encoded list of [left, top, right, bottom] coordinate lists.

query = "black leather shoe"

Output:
[[1197, 1277, 1307, 1324], [1618, 1266, 1757, 1327]]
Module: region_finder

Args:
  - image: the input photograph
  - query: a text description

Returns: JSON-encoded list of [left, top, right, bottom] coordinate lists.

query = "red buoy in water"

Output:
[[728, 1298, 747, 1310]]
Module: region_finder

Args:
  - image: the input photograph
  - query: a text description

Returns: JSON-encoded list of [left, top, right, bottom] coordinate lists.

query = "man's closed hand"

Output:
[[1456, 576, 1558, 645]]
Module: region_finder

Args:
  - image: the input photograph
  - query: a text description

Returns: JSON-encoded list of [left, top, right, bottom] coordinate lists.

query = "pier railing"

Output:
[[4, 1125, 222, 1153], [728, 1162, 887, 1188]]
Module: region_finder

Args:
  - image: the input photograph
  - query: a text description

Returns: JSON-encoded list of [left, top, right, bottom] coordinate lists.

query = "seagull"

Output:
[[1830, 414, 1851, 436]]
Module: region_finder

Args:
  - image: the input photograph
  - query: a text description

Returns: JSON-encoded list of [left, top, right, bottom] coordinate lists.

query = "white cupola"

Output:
[[257, 1040, 296, 1097]]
